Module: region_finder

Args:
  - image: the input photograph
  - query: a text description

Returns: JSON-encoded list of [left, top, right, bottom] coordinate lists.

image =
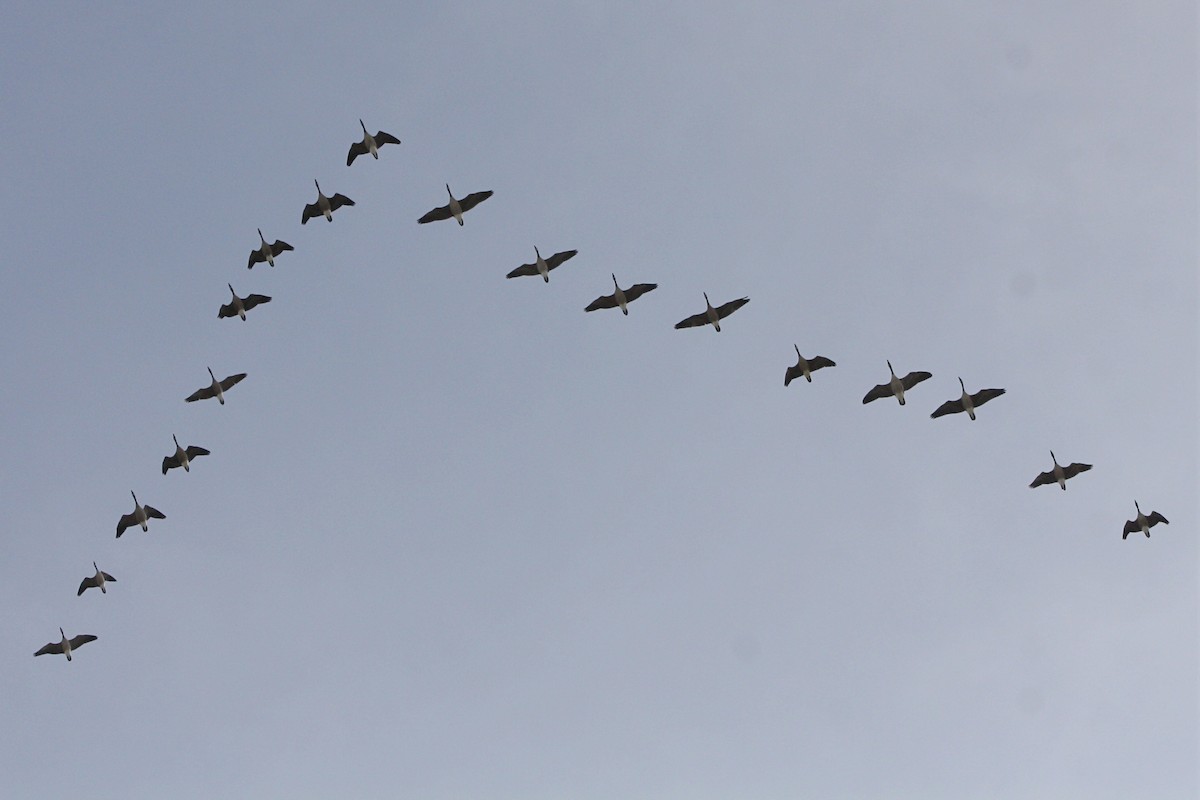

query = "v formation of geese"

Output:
[[35, 116, 1176, 662]]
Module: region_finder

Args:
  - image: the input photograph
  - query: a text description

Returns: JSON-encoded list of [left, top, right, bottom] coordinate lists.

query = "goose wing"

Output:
[[506, 261, 541, 279], [34, 641, 65, 657], [247, 249, 266, 269], [1029, 469, 1057, 488], [970, 388, 1006, 407], [346, 141, 368, 166], [930, 398, 964, 418], [78, 576, 98, 596], [585, 292, 619, 312], [622, 283, 657, 303], [101, 572, 116, 583], [218, 300, 239, 319], [218, 373, 247, 392], [418, 203, 453, 224], [862, 382, 894, 404], [375, 130, 401, 146], [1061, 462, 1092, 480], [456, 190, 493, 213], [185, 445, 210, 459], [543, 249, 578, 270], [807, 356, 835, 371], [714, 297, 750, 320], [143, 505, 166, 520], [900, 371, 933, 390], [270, 239, 293, 257], [1147, 511, 1169, 526], [185, 384, 216, 402], [241, 294, 272, 312], [328, 193, 355, 211], [784, 365, 803, 387], [674, 310, 712, 329], [1122, 519, 1139, 538], [67, 634, 97, 650], [301, 201, 322, 225], [116, 512, 138, 537], [162, 454, 181, 474]]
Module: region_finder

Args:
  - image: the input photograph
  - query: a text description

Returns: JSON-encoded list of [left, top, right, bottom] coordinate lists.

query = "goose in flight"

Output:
[[1029, 451, 1092, 490], [418, 184, 493, 226], [301, 180, 355, 224], [1122, 501, 1168, 539], [247, 228, 293, 269], [218, 284, 272, 321], [77, 562, 116, 596], [930, 378, 1006, 420], [116, 491, 166, 538], [185, 367, 246, 405], [346, 119, 401, 166], [784, 345, 836, 386], [585, 274, 658, 315], [34, 628, 97, 661], [506, 246, 578, 282], [162, 434, 210, 475], [674, 292, 750, 332], [862, 360, 932, 405]]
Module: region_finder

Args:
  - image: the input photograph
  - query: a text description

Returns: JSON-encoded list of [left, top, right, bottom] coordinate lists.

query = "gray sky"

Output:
[[2, 3, 1196, 798]]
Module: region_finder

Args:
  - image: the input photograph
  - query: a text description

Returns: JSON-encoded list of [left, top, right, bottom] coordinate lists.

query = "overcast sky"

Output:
[[2, 3, 1196, 798]]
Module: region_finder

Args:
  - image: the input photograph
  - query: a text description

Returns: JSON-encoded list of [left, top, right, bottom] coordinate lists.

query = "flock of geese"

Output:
[[34, 118, 1173, 662]]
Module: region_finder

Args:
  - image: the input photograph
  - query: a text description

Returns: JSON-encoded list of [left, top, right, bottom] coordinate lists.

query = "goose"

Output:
[[162, 434, 210, 475], [506, 246, 578, 282], [247, 228, 293, 269], [585, 274, 658, 314], [862, 360, 932, 405], [418, 184, 493, 226], [1122, 501, 1169, 539], [77, 562, 116, 596], [34, 628, 97, 661], [346, 119, 401, 166], [301, 180, 355, 224], [930, 378, 1006, 420], [116, 491, 166, 538], [185, 367, 246, 405], [674, 292, 750, 332], [1028, 451, 1092, 490], [784, 345, 836, 386], [218, 284, 272, 321]]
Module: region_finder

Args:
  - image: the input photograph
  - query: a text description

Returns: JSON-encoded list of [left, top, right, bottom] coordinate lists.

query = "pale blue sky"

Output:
[[2, 3, 1196, 798]]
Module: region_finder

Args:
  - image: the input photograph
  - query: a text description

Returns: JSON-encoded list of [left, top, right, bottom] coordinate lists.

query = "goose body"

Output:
[[1122, 501, 1168, 539], [418, 184, 493, 226], [862, 360, 932, 405], [218, 283, 272, 321], [1029, 451, 1092, 490], [186, 367, 246, 405], [247, 229, 293, 269], [78, 562, 116, 596], [116, 491, 166, 538], [34, 628, 97, 661], [346, 119, 401, 166], [674, 292, 750, 332], [585, 273, 658, 314], [162, 434, 210, 475], [506, 246, 578, 282], [301, 180, 355, 224], [931, 378, 1006, 420], [785, 345, 836, 386]]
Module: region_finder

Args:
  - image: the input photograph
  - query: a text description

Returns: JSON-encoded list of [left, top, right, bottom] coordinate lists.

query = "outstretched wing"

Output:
[[970, 388, 1006, 407], [1029, 470, 1056, 488], [862, 382, 893, 404], [102, 572, 116, 583], [674, 311, 711, 329], [219, 373, 247, 392], [457, 190, 493, 213], [247, 249, 266, 269], [622, 283, 657, 303], [301, 201, 321, 225], [375, 130, 401, 146], [714, 297, 750, 320], [900, 371, 932, 390], [143, 505, 166, 520], [544, 250, 578, 270], [270, 240, 293, 256], [218, 301, 238, 319], [116, 512, 137, 537], [784, 365, 803, 387], [186, 384, 215, 402], [506, 262, 540, 279], [162, 455, 179, 474], [1147, 511, 1168, 526], [241, 294, 272, 312], [346, 141, 368, 166], [185, 446, 210, 459], [328, 193, 355, 211], [1061, 462, 1092, 480], [418, 203, 453, 224], [68, 634, 97, 650], [78, 577, 96, 596], [585, 293, 618, 312], [1122, 520, 1138, 538], [930, 399, 964, 418], [34, 641, 64, 657]]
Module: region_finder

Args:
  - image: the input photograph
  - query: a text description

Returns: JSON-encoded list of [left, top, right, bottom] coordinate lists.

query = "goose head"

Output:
[[958, 377, 966, 393], [257, 228, 266, 244], [228, 283, 237, 298], [794, 344, 801, 358], [886, 360, 896, 377], [359, 118, 368, 135], [1049, 451, 1058, 466], [93, 561, 99, 574], [207, 366, 217, 383], [445, 183, 453, 198], [172, 433, 181, 449], [703, 292, 712, 309], [611, 273, 619, 289]]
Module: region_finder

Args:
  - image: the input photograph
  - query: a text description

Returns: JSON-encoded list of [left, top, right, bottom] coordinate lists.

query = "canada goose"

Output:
[[674, 292, 750, 332], [301, 180, 355, 224], [162, 434, 210, 475], [506, 247, 578, 282], [930, 378, 1006, 420], [185, 367, 246, 405], [218, 284, 272, 321], [77, 562, 116, 596], [418, 184, 493, 226], [784, 345, 836, 386], [116, 491, 166, 538], [1029, 451, 1092, 490], [34, 628, 97, 661], [1122, 501, 1169, 539], [585, 274, 658, 314], [346, 119, 401, 166], [247, 229, 293, 269], [862, 360, 932, 405]]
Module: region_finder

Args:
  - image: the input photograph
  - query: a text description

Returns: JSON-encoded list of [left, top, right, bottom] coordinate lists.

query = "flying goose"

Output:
[[247, 229, 293, 269], [185, 367, 246, 405], [1122, 501, 1169, 539], [862, 360, 932, 405], [162, 434, 210, 475], [301, 180, 355, 224], [674, 292, 750, 332], [417, 184, 493, 226], [1029, 451, 1092, 490], [218, 284, 272, 321], [506, 246, 578, 282], [585, 274, 658, 314], [346, 119, 401, 166], [930, 378, 1006, 420], [77, 562, 116, 596], [784, 345, 836, 386], [34, 628, 97, 661], [116, 491, 166, 538]]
